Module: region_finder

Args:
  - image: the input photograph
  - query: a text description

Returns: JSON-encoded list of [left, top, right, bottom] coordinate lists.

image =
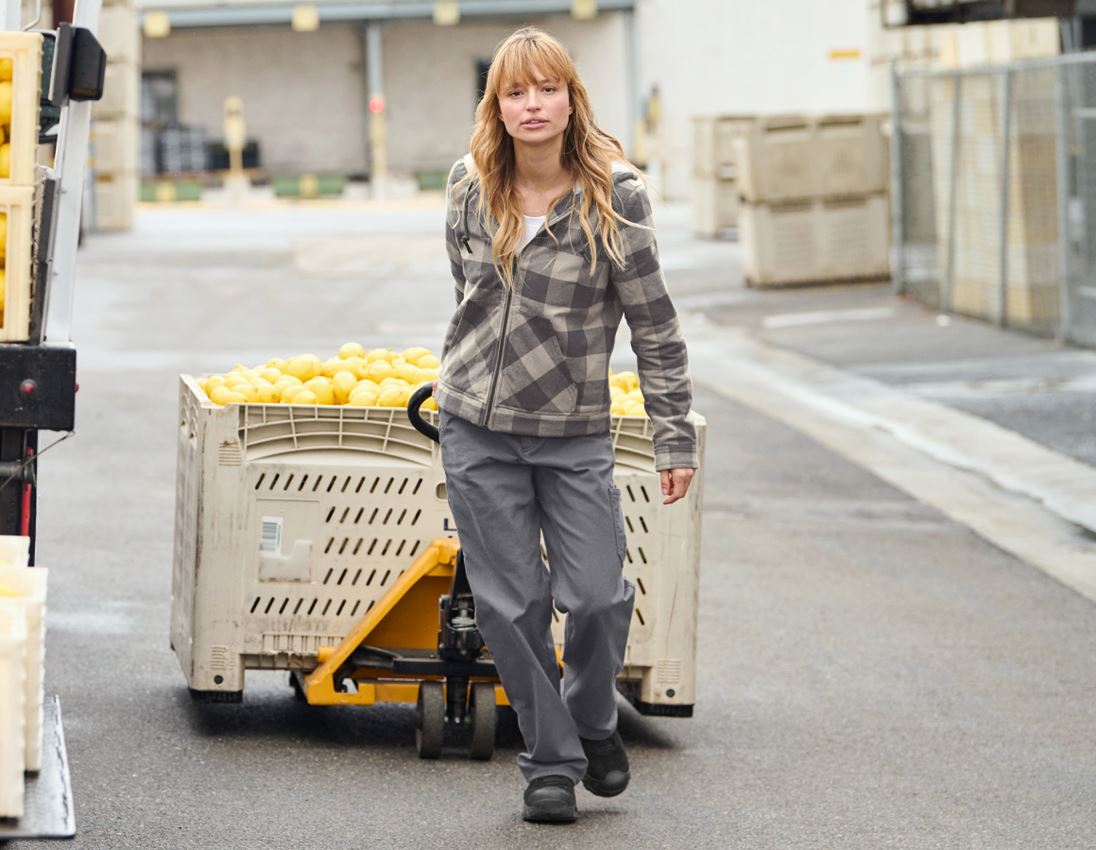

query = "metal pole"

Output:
[[624, 8, 641, 165], [1055, 62, 1074, 344], [890, 64, 905, 295], [997, 68, 1013, 327], [44, 0, 102, 343], [944, 72, 962, 313], [365, 21, 386, 199]]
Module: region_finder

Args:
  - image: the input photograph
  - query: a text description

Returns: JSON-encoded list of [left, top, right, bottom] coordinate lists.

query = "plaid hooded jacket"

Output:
[[435, 154, 698, 472]]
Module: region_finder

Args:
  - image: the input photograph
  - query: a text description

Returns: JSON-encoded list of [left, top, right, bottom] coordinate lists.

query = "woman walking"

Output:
[[433, 26, 697, 823]]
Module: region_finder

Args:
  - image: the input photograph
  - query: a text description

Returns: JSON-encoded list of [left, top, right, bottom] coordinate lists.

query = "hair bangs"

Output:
[[491, 35, 573, 97]]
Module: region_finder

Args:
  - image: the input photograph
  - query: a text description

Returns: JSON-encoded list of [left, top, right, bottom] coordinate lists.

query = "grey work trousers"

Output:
[[437, 406, 636, 784]]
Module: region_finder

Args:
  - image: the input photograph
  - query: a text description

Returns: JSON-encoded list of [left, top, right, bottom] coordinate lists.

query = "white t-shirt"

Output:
[[521, 214, 545, 250]]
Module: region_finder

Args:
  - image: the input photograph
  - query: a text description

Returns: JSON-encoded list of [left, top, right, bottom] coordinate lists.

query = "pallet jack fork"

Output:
[[296, 534, 564, 760]]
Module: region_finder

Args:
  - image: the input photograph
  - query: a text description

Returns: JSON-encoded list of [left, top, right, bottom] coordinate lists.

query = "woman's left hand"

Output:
[[660, 468, 695, 505]]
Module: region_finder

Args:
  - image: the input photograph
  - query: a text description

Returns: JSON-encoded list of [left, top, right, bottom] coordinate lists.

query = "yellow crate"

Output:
[[0, 32, 43, 188], [0, 185, 33, 342]]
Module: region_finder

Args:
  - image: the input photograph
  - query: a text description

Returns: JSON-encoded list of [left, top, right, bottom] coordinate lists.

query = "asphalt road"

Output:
[[7, 199, 1096, 849]]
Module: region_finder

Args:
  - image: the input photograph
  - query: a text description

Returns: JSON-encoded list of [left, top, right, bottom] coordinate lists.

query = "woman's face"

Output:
[[497, 65, 573, 149]]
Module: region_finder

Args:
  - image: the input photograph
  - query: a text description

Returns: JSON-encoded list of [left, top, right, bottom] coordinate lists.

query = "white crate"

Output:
[[93, 172, 137, 232], [740, 194, 891, 287], [693, 114, 753, 179], [92, 61, 140, 121], [736, 113, 888, 203], [171, 376, 707, 711], [0, 33, 43, 188], [0, 599, 26, 819], [98, 5, 140, 65], [90, 117, 138, 175], [0, 566, 46, 772], [692, 176, 739, 237], [0, 534, 29, 568], [0, 184, 35, 342]]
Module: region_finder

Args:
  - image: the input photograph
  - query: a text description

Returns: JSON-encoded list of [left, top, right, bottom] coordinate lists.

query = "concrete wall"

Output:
[[381, 12, 630, 174], [636, 0, 870, 198], [141, 23, 369, 175]]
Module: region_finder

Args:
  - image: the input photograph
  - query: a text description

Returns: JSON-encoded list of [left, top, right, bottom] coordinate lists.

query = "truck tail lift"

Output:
[[0, 0, 106, 840]]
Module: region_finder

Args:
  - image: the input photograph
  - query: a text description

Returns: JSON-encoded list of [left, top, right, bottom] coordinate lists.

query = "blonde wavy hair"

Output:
[[460, 26, 645, 289]]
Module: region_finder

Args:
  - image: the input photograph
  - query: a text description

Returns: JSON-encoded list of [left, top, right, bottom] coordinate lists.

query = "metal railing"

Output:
[[892, 51, 1096, 347]]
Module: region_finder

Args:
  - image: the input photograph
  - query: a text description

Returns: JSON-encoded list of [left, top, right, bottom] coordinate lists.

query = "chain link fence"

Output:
[[892, 53, 1096, 347]]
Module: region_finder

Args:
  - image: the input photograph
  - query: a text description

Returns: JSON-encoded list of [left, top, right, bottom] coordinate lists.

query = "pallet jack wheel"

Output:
[[416, 682, 445, 759], [468, 682, 497, 761]]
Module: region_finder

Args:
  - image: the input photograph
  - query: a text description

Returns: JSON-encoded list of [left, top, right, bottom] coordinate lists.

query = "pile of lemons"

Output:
[[608, 369, 647, 417], [198, 344, 649, 418], [199, 343, 441, 410], [0, 58, 14, 179]]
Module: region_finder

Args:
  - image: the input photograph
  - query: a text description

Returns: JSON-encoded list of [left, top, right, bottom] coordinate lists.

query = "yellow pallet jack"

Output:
[[292, 385, 564, 760]]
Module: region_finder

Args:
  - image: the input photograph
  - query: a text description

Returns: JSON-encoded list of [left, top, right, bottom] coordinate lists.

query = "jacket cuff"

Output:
[[654, 444, 699, 472]]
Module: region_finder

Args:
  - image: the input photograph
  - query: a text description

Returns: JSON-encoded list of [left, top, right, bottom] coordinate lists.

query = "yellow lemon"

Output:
[[352, 378, 380, 393], [233, 383, 259, 402], [0, 212, 7, 254], [422, 397, 438, 411], [266, 357, 287, 371], [417, 354, 440, 370], [285, 354, 321, 381], [223, 372, 250, 388], [610, 386, 625, 402], [0, 82, 11, 125], [0, 59, 11, 82], [293, 389, 318, 405], [395, 362, 419, 383], [332, 371, 357, 404], [280, 384, 306, 404], [365, 347, 392, 363], [615, 370, 639, 392], [259, 367, 282, 384], [210, 386, 238, 406], [347, 390, 378, 407], [401, 346, 431, 365], [339, 342, 365, 359], [254, 382, 278, 403], [327, 357, 360, 377], [304, 376, 335, 405], [366, 360, 396, 382], [0, 142, 10, 179], [205, 374, 227, 392], [377, 386, 404, 407]]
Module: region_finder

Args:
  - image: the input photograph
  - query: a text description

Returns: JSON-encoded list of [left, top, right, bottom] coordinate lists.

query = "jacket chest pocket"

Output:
[[492, 301, 578, 415]]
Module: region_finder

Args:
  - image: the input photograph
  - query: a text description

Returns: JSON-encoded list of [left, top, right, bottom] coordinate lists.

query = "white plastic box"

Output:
[[0, 184, 36, 342], [0, 33, 43, 188], [171, 376, 707, 712], [90, 117, 139, 175], [98, 5, 141, 65], [692, 176, 739, 237], [0, 598, 27, 819], [92, 61, 140, 121], [93, 172, 137, 231], [735, 113, 888, 203], [0, 565, 47, 772], [740, 194, 891, 287]]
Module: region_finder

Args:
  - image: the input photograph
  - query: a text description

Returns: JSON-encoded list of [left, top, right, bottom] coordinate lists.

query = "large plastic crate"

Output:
[[0, 565, 47, 772], [0, 33, 43, 188], [171, 375, 706, 713], [0, 599, 27, 819], [0, 185, 35, 342]]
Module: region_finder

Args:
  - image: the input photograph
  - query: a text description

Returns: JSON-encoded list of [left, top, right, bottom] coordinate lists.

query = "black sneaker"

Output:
[[579, 729, 630, 797], [522, 775, 578, 823]]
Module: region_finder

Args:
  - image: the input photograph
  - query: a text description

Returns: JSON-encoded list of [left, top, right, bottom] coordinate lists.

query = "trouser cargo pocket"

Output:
[[608, 483, 627, 564]]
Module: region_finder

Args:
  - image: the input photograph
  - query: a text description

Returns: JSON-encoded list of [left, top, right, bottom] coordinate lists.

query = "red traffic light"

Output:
[[368, 96, 385, 114]]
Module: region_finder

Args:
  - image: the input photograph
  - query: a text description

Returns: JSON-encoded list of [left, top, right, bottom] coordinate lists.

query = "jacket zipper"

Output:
[[480, 190, 577, 429]]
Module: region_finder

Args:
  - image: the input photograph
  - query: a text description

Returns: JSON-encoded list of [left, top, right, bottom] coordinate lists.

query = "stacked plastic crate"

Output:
[[930, 18, 1061, 327], [90, 0, 141, 231], [691, 115, 752, 238], [0, 536, 48, 819], [0, 33, 42, 343], [736, 114, 891, 287]]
